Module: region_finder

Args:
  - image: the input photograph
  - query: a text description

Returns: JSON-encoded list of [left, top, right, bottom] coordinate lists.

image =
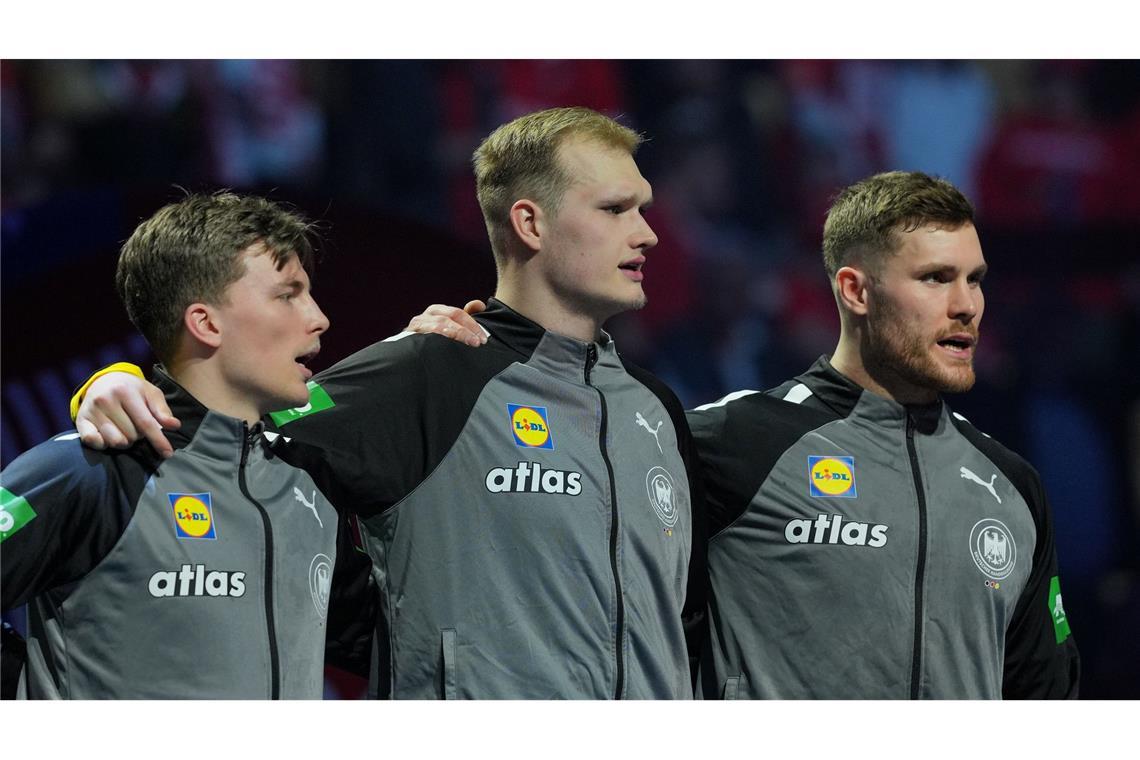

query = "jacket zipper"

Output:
[[586, 344, 625, 700], [239, 421, 281, 699], [905, 414, 929, 700]]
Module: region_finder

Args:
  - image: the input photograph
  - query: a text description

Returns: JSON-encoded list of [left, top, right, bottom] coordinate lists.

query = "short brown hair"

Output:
[[822, 171, 975, 278], [473, 106, 642, 259], [116, 192, 317, 363]]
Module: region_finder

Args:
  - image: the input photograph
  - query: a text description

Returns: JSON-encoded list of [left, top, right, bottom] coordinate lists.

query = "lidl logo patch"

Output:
[[1049, 576, 1072, 644], [0, 487, 37, 543], [169, 492, 217, 540], [808, 456, 857, 498], [508, 404, 554, 449], [269, 381, 335, 426]]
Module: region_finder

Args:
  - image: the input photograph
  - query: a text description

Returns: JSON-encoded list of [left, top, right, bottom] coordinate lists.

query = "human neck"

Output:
[[829, 331, 938, 406], [167, 356, 263, 425], [495, 277, 604, 344]]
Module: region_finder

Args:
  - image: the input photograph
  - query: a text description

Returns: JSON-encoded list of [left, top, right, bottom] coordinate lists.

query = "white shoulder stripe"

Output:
[[952, 411, 991, 438], [262, 431, 291, 444], [782, 383, 813, 404], [52, 432, 81, 442], [693, 389, 760, 411], [383, 324, 490, 343]]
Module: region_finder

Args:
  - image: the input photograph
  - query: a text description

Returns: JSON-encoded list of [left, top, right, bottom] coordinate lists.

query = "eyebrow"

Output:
[[914, 262, 989, 278], [277, 277, 306, 293], [603, 194, 654, 210]]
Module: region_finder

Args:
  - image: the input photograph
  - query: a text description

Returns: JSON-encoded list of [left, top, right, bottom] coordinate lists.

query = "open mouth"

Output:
[[619, 257, 645, 280], [936, 334, 976, 356], [295, 347, 320, 379]]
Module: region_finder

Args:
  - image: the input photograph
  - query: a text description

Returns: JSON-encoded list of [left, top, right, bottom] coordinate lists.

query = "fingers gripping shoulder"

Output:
[[70, 362, 146, 421]]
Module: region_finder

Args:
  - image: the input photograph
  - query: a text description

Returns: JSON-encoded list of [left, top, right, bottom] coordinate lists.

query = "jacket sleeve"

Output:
[[1002, 470, 1080, 698], [1, 437, 138, 611], [271, 333, 511, 519], [268, 336, 438, 518]]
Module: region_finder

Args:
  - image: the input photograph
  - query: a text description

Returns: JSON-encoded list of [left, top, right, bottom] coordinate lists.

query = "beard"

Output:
[[863, 298, 978, 397]]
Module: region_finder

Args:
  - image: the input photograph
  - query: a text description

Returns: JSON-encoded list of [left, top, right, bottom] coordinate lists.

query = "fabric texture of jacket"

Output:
[[0, 369, 344, 699], [273, 298, 708, 699], [688, 356, 1079, 699]]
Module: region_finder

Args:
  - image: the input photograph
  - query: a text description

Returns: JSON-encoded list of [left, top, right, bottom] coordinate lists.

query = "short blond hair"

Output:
[[822, 171, 975, 278], [473, 107, 642, 259]]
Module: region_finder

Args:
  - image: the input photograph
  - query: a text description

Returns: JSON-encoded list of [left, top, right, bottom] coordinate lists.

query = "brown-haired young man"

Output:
[[71, 108, 707, 699], [689, 171, 1079, 699], [0, 193, 357, 698]]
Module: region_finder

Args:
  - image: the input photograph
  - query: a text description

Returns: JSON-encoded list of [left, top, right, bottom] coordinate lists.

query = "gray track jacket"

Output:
[[689, 356, 1079, 699], [0, 371, 341, 698], [275, 299, 708, 699]]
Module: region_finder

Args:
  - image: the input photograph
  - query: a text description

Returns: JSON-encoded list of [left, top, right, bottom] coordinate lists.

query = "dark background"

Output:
[[2, 59, 1137, 698]]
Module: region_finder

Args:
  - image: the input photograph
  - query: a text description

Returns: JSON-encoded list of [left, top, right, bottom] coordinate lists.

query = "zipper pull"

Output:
[[241, 421, 253, 468], [585, 344, 598, 384]]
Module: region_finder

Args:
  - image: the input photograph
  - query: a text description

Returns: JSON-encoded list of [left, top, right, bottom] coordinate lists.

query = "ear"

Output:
[[835, 266, 871, 317], [183, 302, 223, 349], [508, 199, 543, 254]]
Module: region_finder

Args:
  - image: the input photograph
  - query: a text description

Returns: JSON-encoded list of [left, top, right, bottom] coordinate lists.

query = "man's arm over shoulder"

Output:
[[273, 331, 511, 517], [1, 437, 150, 609]]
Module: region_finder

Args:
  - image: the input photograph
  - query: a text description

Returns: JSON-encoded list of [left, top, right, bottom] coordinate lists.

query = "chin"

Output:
[[615, 289, 648, 313], [937, 370, 977, 394], [271, 385, 312, 412], [921, 360, 977, 395]]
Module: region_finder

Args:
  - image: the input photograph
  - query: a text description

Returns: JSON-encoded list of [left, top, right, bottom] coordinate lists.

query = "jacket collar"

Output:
[[476, 298, 622, 381], [798, 355, 944, 434], [152, 365, 262, 454]]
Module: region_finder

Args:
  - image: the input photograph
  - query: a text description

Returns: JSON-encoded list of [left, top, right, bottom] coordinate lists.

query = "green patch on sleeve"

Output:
[[1049, 576, 1072, 644], [0, 486, 37, 543], [268, 381, 336, 427]]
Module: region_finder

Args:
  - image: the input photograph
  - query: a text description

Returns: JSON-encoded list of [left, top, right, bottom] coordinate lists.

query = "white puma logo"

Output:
[[635, 412, 663, 454], [960, 467, 1001, 504], [293, 487, 323, 528]]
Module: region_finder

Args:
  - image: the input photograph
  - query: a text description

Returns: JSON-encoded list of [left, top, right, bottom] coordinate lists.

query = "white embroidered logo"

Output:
[[308, 554, 332, 618], [293, 487, 323, 528], [645, 466, 679, 528], [960, 466, 1001, 504], [635, 412, 663, 454], [969, 518, 1017, 581], [984, 529, 1008, 566]]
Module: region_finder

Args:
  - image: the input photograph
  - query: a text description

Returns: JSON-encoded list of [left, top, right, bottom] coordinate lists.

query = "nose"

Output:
[[950, 279, 981, 323], [308, 296, 331, 334], [634, 212, 658, 251]]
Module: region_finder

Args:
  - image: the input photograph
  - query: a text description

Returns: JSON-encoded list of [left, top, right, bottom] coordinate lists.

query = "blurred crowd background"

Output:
[[2, 59, 1137, 698]]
